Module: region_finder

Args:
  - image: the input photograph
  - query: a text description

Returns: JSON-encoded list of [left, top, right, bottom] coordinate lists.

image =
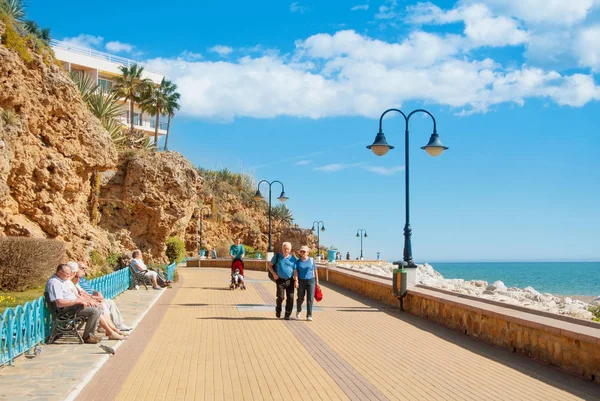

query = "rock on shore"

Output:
[[337, 262, 595, 320]]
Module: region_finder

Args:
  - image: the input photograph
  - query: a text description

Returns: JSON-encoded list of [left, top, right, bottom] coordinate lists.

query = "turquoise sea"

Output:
[[426, 262, 600, 296]]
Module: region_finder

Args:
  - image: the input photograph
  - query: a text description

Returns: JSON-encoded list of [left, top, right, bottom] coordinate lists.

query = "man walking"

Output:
[[267, 242, 297, 320]]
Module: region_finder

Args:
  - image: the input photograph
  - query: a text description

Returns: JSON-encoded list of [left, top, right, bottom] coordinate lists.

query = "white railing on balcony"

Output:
[[117, 115, 168, 133], [50, 39, 165, 76]]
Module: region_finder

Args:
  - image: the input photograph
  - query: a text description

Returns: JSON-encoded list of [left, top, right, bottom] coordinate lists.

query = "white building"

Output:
[[51, 39, 168, 138]]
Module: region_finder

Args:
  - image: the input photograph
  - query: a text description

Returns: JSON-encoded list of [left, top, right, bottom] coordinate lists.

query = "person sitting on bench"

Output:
[[130, 250, 164, 290], [45, 264, 103, 344]]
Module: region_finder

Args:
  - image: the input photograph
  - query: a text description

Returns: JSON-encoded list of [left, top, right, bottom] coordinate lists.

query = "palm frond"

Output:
[[1, 0, 26, 21], [88, 88, 122, 122], [70, 71, 99, 104]]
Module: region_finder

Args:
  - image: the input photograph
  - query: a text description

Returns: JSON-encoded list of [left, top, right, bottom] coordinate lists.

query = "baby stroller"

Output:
[[230, 258, 246, 290]]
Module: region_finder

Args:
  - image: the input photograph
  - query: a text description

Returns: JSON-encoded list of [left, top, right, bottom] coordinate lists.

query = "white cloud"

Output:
[[145, 29, 600, 120], [61, 34, 104, 49], [478, 0, 597, 26], [576, 25, 600, 71], [180, 50, 204, 61], [314, 163, 361, 172], [295, 160, 312, 166], [376, 0, 399, 19], [363, 165, 405, 175], [290, 2, 309, 13], [105, 41, 135, 53], [407, 2, 528, 47], [208, 45, 233, 57], [351, 4, 369, 11]]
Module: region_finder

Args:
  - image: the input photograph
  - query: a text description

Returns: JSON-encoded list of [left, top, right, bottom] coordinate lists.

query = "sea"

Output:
[[423, 262, 600, 296]]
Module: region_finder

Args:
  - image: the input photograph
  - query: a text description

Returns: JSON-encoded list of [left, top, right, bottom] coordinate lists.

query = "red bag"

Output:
[[314, 284, 323, 302]]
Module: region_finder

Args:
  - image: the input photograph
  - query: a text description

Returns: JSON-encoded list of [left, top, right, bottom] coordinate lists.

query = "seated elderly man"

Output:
[[45, 264, 103, 344], [130, 250, 164, 290], [76, 261, 131, 331], [67, 263, 127, 340]]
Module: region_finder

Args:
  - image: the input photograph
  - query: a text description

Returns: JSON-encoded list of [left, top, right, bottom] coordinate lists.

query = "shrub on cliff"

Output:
[[0, 237, 65, 291], [166, 236, 185, 263]]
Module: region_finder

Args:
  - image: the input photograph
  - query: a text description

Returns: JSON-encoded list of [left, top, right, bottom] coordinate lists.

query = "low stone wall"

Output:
[[185, 258, 269, 271], [317, 264, 600, 384]]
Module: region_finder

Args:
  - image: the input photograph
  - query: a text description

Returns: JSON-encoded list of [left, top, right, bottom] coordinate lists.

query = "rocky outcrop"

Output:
[[0, 19, 119, 260], [99, 151, 201, 262]]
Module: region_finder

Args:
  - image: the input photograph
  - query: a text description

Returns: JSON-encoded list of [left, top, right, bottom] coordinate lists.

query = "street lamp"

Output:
[[356, 229, 368, 260], [312, 221, 326, 260], [195, 207, 211, 262], [254, 180, 288, 253], [367, 108, 448, 268]]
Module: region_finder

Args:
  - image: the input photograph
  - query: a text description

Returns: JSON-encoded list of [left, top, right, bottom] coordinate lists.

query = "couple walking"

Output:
[[268, 242, 318, 321]]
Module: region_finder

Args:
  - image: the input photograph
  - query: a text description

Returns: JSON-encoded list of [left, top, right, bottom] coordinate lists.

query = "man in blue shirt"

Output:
[[268, 242, 298, 320], [229, 238, 245, 259]]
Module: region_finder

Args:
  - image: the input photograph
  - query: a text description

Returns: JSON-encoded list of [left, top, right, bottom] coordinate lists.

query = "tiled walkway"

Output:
[[0, 285, 165, 401], [77, 267, 600, 401]]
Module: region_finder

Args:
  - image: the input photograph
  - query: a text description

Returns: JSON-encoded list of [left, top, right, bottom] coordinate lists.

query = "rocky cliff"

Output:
[[0, 17, 315, 268], [0, 19, 118, 260], [99, 151, 201, 261]]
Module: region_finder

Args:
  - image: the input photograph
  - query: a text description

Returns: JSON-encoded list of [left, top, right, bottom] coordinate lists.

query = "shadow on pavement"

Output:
[[319, 281, 600, 400]]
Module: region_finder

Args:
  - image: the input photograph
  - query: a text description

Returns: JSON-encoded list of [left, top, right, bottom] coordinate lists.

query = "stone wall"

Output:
[[318, 264, 600, 384]]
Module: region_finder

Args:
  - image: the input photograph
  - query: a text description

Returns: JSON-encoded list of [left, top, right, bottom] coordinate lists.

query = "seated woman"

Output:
[[67, 262, 127, 340], [130, 250, 167, 290]]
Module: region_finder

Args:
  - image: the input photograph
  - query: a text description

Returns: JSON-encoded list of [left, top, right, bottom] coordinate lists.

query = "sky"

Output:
[[27, 0, 600, 262]]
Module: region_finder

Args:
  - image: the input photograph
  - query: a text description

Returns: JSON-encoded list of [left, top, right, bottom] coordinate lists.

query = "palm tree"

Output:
[[163, 92, 181, 151], [112, 64, 152, 139], [23, 20, 50, 44], [0, 0, 25, 22], [141, 78, 179, 150]]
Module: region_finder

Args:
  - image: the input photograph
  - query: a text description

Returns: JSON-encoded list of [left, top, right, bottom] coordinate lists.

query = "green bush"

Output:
[[590, 305, 600, 322], [0, 237, 65, 291], [244, 245, 262, 258], [89, 250, 104, 267], [166, 236, 185, 263], [105, 252, 121, 269]]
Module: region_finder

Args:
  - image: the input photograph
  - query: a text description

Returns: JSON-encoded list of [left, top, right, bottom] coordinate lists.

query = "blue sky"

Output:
[[28, 0, 600, 262]]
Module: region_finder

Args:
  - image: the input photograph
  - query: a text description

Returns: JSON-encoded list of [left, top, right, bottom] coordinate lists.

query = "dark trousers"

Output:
[[63, 305, 101, 338], [275, 278, 294, 317], [297, 278, 316, 317]]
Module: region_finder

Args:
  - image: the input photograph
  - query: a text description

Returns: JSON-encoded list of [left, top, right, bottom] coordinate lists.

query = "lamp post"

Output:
[[312, 221, 326, 260], [195, 207, 211, 263], [356, 229, 367, 260], [367, 108, 448, 268], [253, 180, 288, 253]]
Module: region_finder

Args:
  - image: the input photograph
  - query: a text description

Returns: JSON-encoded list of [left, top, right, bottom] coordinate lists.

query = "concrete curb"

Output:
[[63, 288, 167, 401]]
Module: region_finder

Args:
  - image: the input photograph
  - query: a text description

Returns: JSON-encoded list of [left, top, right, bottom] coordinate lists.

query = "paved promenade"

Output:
[[76, 267, 599, 401], [0, 285, 165, 401]]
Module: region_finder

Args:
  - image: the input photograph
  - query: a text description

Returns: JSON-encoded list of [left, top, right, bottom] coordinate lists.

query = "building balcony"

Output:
[[117, 115, 168, 136]]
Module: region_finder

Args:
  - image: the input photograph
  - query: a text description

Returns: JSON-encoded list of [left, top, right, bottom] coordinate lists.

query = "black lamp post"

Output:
[[356, 229, 368, 260], [312, 221, 326, 260], [254, 180, 288, 253], [367, 108, 448, 268], [195, 207, 211, 260]]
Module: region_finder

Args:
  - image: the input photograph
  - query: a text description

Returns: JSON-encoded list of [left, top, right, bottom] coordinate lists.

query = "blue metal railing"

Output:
[[166, 262, 176, 281], [89, 267, 130, 300], [0, 266, 134, 366]]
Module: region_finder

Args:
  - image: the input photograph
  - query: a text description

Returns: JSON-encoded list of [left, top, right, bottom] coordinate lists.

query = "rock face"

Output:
[[338, 262, 594, 320], [99, 152, 201, 262], [0, 20, 118, 260]]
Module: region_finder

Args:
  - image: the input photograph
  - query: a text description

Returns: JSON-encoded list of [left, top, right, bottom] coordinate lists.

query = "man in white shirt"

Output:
[[130, 249, 163, 290], [45, 264, 103, 344]]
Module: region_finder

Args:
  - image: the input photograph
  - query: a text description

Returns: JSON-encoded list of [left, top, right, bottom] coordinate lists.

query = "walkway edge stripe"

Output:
[[63, 288, 167, 401]]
